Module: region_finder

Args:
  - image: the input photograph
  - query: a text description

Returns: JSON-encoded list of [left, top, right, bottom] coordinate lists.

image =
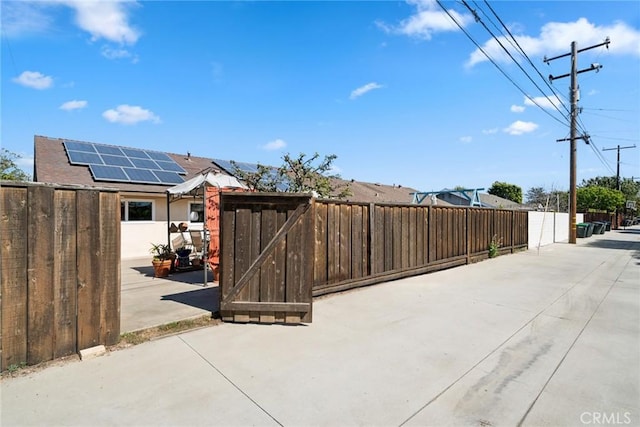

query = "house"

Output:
[[33, 135, 421, 258], [417, 188, 524, 209]]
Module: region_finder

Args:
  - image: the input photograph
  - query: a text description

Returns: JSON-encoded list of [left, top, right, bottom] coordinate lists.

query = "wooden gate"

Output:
[[219, 193, 314, 323]]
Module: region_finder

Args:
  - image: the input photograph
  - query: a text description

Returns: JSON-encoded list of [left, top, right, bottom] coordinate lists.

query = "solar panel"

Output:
[[101, 154, 134, 167], [212, 159, 234, 174], [155, 160, 186, 173], [130, 158, 159, 169], [146, 151, 172, 162], [153, 171, 184, 184], [94, 145, 124, 156], [64, 141, 96, 152], [121, 148, 150, 159], [123, 168, 160, 183], [67, 150, 103, 165], [89, 165, 129, 182], [63, 140, 188, 185]]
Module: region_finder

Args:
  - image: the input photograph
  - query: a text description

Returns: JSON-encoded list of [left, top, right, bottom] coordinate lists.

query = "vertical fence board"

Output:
[[26, 186, 55, 364], [235, 208, 252, 305], [76, 190, 102, 350], [53, 190, 77, 358], [327, 204, 339, 284], [300, 202, 315, 323], [351, 205, 363, 279], [274, 208, 287, 323], [99, 192, 120, 346], [384, 207, 393, 272], [1, 187, 28, 370], [401, 207, 410, 269], [314, 203, 327, 286], [250, 208, 262, 308], [373, 205, 384, 274], [220, 201, 236, 319], [261, 209, 278, 303], [339, 205, 352, 281]]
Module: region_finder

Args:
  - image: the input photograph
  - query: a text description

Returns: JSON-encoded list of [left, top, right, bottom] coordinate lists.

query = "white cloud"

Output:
[[377, 0, 472, 40], [524, 95, 562, 110], [262, 139, 287, 151], [350, 82, 383, 100], [467, 18, 640, 67], [12, 71, 53, 89], [510, 105, 525, 113], [100, 45, 138, 62], [60, 100, 87, 111], [504, 120, 539, 135], [460, 136, 472, 143], [0, 2, 53, 38], [102, 104, 160, 125], [62, 0, 140, 44], [1, 1, 141, 45], [482, 128, 499, 135]]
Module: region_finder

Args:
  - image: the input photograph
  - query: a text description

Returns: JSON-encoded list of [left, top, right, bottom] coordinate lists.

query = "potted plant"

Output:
[[150, 243, 173, 277]]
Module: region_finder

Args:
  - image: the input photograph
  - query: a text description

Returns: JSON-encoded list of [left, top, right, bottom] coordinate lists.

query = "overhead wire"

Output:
[[435, 0, 569, 128], [457, 0, 619, 176], [477, 0, 572, 118]]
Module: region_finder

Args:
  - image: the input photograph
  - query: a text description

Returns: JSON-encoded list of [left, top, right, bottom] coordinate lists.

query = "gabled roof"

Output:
[[34, 135, 223, 194], [33, 135, 421, 204]]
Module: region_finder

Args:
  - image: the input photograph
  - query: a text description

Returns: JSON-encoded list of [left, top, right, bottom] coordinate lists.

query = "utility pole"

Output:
[[602, 144, 636, 190], [602, 144, 636, 227], [545, 38, 610, 243]]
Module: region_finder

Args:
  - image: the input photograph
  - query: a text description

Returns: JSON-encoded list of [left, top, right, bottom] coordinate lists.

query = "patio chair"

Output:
[[189, 230, 204, 256]]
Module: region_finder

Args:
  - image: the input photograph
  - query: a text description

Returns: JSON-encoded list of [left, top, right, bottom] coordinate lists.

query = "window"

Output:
[[121, 200, 153, 221], [189, 202, 204, 223]]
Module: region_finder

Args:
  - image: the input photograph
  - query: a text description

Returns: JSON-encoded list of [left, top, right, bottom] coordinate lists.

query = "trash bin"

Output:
[[586, 223, 594, 237], [577, 223, 588, 238], [592, 222, 605, 234], [604, 221, 611, 232]]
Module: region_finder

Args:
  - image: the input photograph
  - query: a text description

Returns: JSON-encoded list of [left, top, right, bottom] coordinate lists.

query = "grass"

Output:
[[115, 315, 220, 348]]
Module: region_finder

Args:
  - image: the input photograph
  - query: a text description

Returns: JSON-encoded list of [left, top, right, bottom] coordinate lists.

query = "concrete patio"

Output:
[[121, 257, 218, 332]]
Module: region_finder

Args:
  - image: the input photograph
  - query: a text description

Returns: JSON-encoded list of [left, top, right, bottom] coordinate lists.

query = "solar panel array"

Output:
[[213, 158, 289, 191], [64, 140, 186, 185]]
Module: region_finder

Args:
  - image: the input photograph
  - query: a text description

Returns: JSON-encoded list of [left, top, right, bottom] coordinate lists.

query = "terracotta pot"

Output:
[[152, 259, 172, 278]]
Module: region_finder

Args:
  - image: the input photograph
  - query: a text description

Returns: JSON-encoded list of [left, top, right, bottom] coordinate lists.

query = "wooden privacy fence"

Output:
[[219, 193, 528, 323], [1, 182, 120, 371], [314, 201, 528, 296]]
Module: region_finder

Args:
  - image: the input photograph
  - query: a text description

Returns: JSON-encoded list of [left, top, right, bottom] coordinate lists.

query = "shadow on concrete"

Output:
[[162, 286, 220, 313], [582, 238, 638, 251], [131, 266, 215, 285]]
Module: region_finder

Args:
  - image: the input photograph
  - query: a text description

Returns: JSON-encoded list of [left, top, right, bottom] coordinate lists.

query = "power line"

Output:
[[478, 0, 572, 118], [434, 0, 569, 127]]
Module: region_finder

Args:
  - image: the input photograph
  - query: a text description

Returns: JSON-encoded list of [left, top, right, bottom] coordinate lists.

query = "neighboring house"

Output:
[[432, 189, 525, 209], [33, 135, 420, 258]]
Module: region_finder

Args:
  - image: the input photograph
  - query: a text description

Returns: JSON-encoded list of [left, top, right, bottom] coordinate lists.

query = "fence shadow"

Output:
[[162, 286, 219, 312], [131, 266, 215, 285]]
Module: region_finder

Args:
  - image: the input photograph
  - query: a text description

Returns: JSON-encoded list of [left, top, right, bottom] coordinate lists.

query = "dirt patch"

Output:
[[113, 314, 222, 350], [1, 314, 222, 379]]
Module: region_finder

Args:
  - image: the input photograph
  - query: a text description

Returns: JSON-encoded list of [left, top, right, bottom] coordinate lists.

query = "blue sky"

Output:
[[2, 0, 639, 196]]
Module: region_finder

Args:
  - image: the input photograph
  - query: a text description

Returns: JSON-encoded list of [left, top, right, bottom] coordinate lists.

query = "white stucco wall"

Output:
[[528, 211, 584, 249]]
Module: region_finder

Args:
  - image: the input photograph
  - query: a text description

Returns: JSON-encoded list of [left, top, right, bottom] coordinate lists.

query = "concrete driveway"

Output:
[[2, 227, 638, 426]]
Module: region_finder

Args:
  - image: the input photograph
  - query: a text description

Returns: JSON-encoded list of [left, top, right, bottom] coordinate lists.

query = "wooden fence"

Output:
[[313, 201, 528, 296], [219, 194, 528, 322], [1, 182, 121, 371]]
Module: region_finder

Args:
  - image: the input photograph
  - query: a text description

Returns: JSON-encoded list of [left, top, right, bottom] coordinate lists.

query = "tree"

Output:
[[232, 152, 351, 199], [580, 176, 640, 204], [576, 186, 625, 212], [526, 186, 569, 212], [1, 149, 31, 181], [488, 181, 522, 204]]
